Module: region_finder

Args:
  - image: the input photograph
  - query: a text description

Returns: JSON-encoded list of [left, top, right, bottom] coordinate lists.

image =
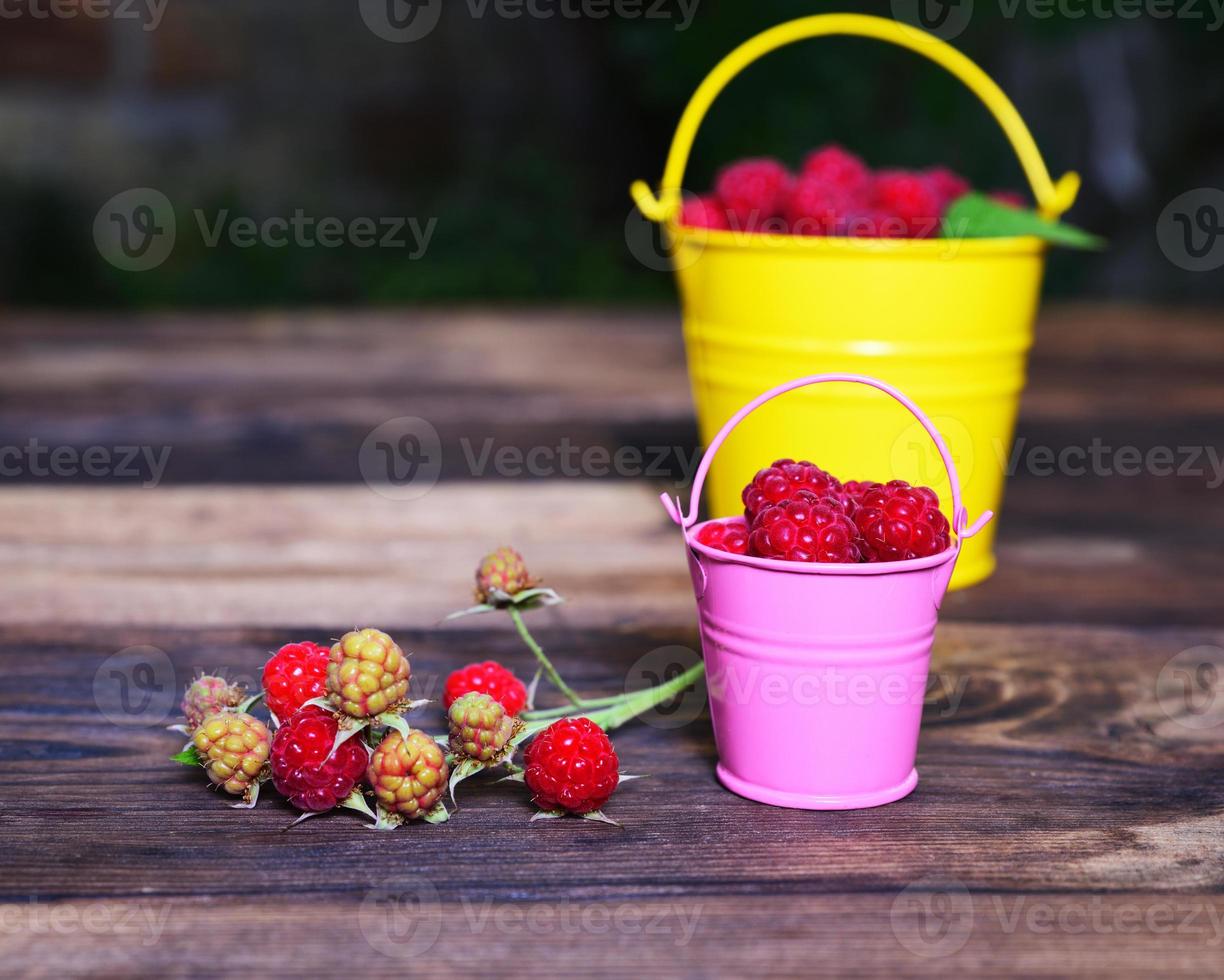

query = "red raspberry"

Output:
[[262, 641, 330, 722], [714, 158, 792, 227], [851, 479, 951, 562], [695, 520, 749, 555], [270, 706, 367, 812], [748, 491, 862, 564], [444, 660, 528, 716], [841, 480, 884, 505], [785, 173, 859, 236], [679, 195, 730, 230], [801, 144, 871, 197], [872, 170, 942, 237], [923, 167, 970, 210], [742, 458, 842, 521], [523, 717, 619, 815]]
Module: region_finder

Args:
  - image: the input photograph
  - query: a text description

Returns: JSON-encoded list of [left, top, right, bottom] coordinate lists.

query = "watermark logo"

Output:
[[358, 424, 701, 498], [891, 414, 975, 490], [359, 879, 445, 959], [892, 877, 1224, 957], [359, 416, 444, 501], [359, 0, 442, 42], [1157, 645, 1224, 731], [460, 436, 698, 486], [94, 188, 176, 273], [895, 0, 1224, 40], [891, 876, 975, 958], [625, 646, 706, 729], [703, 662, 969, 713], [1158, 188, 1224, 272], [891, 0, 976, 40], [624, 196, 714, 273], [360, 0, 698, 42], [94, 189, 437, 272], [93, 646, 177, 727]]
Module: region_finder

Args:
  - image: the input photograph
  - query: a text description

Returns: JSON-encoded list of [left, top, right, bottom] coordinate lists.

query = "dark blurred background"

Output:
[[0, 0, 1220, 308]]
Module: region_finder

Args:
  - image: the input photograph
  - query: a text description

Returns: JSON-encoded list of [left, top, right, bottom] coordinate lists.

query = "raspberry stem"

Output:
[[582, 662, 705, 732], [521, 691, 631, 721], [507, 605, 585, 707], [517, 662, 707, 736]]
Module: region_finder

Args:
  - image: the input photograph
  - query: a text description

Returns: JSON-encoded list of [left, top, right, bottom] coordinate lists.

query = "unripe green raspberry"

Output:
[[448, 692, 518, 763], [192, 711, 271, 798], [474, 546, 534, 604], [326, 628, 410, 719], [367, 729, 449, 821], [181, 674, 245, 729]]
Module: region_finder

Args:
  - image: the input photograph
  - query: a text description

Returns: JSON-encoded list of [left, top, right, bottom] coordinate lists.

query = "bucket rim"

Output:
[[665, 220, 1049, 257], [687, 517, 959, 575]]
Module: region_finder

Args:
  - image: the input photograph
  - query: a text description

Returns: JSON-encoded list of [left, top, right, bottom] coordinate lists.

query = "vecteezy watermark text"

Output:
[[0, 899, 172, 947], [359, 881, 703, 959], [891, 876, 1224, 959], [93, 188, 436, 272], [891, 0, 1224, 42], [0, 439, 171, 487], [459, 437, 699, 486], [359, 0, 698, 44], [358, 418, 702, 501], [995, 437, 1224, 488], [0, 0, 168, 30]]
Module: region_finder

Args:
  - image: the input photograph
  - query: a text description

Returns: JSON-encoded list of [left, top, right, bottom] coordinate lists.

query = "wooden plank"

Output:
[[2, 306, 1222, 484], [1, 484, 1221, 629], [1, 893, 1221, 978], [0, 484, 693, 629], [2, 620, 1221, 902], [0, 310, 692, 484]]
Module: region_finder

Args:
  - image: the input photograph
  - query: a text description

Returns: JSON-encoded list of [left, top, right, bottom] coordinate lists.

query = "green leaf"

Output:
[[943, 193, 1104, 249], [510, 587, 564, 609], [171, 745, 202, 766], [580, 810, 623, 828], [422, 802, 450, 825], [442, 603, 496, 622], [448, 757, 485, 805]]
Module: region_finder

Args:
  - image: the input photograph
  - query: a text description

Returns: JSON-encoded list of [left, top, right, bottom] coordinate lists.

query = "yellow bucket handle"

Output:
[[631, 13, 1080, 224]]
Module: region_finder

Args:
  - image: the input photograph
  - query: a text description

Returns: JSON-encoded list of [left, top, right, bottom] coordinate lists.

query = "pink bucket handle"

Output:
[[661, 373, 993, 540]]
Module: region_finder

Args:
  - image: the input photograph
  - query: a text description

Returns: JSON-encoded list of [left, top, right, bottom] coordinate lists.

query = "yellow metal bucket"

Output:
[[632, 14, 1081, 589]]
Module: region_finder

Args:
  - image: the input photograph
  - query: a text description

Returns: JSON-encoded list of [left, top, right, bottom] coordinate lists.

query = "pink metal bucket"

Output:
[[663, 374, 993, 810]]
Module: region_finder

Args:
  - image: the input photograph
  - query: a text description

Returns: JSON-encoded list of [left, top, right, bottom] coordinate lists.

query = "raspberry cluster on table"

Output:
[[680, 143, 1022, 240], [172, 548, 649, 828], [696, 458, 953, 564]]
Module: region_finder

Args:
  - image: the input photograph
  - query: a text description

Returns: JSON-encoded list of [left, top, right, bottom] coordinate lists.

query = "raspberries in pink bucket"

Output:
[[680, 143, 981, 239], [742, 458, 841, 521], [692, 459, 952, 565]]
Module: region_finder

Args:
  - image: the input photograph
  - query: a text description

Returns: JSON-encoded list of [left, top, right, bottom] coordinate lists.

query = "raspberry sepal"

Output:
[[340, 787, 450, 831], [445, 585, 563, 622]]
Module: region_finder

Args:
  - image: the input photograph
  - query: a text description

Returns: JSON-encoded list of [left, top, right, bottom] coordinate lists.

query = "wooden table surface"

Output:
[[2, 306, 1222, 978]]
